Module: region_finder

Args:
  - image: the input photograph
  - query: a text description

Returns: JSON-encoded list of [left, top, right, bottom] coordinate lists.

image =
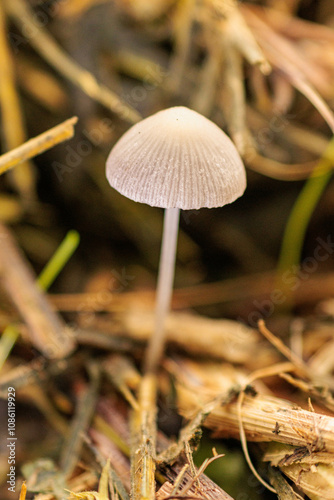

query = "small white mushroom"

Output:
[[106, 106, 246, 372]]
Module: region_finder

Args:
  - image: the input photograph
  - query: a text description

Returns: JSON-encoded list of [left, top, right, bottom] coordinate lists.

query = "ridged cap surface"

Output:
[[106, 106, 246, 209]]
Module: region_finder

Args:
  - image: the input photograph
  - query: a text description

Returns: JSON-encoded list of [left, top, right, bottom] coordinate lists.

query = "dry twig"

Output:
[[0, 1, 35, 198], [0, 117, 78, 175]]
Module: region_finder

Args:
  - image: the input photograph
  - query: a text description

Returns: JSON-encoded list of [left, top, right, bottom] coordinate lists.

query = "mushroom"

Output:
[[106, 106, 246, 373]]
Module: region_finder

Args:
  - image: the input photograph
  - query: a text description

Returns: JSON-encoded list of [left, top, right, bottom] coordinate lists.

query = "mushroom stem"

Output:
[[144, 207, 180, 373]]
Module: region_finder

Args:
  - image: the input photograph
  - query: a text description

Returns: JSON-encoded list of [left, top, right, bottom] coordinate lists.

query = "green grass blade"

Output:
[[0, 324, 20, 371], [276, 137, 334, 303], [37, 229, 80, 291]]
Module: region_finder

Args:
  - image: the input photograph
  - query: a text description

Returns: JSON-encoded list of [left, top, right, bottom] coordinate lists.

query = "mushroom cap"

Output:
[[106, 106, 246, 210]]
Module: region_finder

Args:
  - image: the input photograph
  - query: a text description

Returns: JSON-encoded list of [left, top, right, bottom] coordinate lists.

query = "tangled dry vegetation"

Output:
[[1, 0, 334, 499]]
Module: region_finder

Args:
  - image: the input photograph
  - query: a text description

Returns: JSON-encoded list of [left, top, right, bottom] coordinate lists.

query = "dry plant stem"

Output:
[[236, 363, 303, 492], [68, 312, 258, 366], [60, 363, 100, 478], [283, 124, 329, 156], [3, 0, 141, 124], [268, 467, 303, 500], [248, 67, 272, 112], [179, 454, 225, 496], [170, 464, 189, 495], [266, 5, 334, 41], [280, 373, 334, 413], [220, 39, 249, 155], [113, 51, 165, 88], [95, 395, 234, 500], [247, 106, 330, 157], [243, 7, 334, 132], [308, 339, 334, 378], [20, 383, 69, 435], [236, 366, 291, 495], [225, 6, 271, 74], [144, 207, 180, 374], [51, 270, 334, 313], [130, 373, 157, 500], [93, 415, 130, 457], [0, 223, 75, 358], [168, 0, 195, 93], [0, 357, 69, 397], [84, 433, 130, 499], [157, 389, 238, 465], [242, 6, 325, 89], [41, 273, 297, 311], [173, 358, 334, 453], [16, 56, 68, 113], [291, 77, 334, 133], [171, 270, 334, 308], [209, 391, 334, 450], [0, 359, 45, 397], [247, 153, 318, 181], [0, 2, 35, 198], [103, 355, 140, 410], [257, 320, 310, 377], [0, 117, 78, 175], [158, 460, 234, 500], [191, 49, 221, 115]]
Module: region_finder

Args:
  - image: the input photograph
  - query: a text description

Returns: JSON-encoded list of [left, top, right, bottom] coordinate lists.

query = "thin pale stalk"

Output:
[[144, 207, 180, 373]]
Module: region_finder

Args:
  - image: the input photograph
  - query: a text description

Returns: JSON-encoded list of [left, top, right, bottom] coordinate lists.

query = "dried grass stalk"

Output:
[[172, 359, 334, 453]]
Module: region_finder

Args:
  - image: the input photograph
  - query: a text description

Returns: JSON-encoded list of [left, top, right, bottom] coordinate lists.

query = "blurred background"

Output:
[[1, 0, 333, 307], [1, 0, 334, 498]]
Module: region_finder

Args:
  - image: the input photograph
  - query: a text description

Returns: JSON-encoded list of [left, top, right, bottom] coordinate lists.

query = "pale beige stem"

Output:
[[144, 207, 180, 373]]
